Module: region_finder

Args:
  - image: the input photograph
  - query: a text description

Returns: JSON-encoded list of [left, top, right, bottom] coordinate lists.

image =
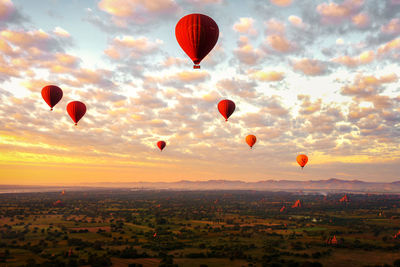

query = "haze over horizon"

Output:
[[0, 0, 399, 185]]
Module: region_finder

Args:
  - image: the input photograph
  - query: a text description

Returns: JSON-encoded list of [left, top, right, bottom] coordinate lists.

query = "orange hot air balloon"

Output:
[[218, 99, 235, 121], [292, 199, 301, 208], [339, 194, 349, 202], [296, 154, 308, 169], [175, 13, 219, 69], [246, 135, 256, 149], [157, 141, 166, 151], [67, 101, 86, 126], [41, 85, 63, 111]]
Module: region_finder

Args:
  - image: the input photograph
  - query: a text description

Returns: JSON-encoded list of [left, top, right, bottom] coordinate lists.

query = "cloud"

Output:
[[104, 35, 163, 60], [341, 73, 398, 98], [162, 56, 187, 67], [98, 0, 181, 25], [351, 12, 369, 28], [266, 34, 294, 53], [0, 38, 14, 55], [292, 58, 326, 76], [0, 29, 62, 52], [336, 38, 345, 45], [248, 70, 285, 82], [316, 0, 364, 24], [332, 50, 374, 67], [0, 54, 20, 80], [263, 20, 296, 53], [265, 19, 285, 34], [0, 0, 14, 20], [0, 28, 79, 81], [270, 0, 293, 7], [53, 27, 71, 38], [261, 96, 289, 117], [58, 68, 115, 89], [233, 17, 257, 36], [170, 70, 210, 82], [288, 15, 308, 29], [184, 0, 223, 4], [377, 37, 400, 54], [216, 78, 258, 98], [381, 18, 400, 35], [317, 2, 350, 21], [234, 36, 265, 65], [297, 95, 322, 115], [144, 70, 210, 87]]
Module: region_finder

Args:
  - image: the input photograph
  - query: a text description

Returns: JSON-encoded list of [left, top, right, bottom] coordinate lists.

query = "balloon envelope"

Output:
[[246, 135, 257, 148], [218, 100, 235, 121], [157, 141, 166, 151], [296, 154, 308, 169], [67, 101, 86, 125], [175, 13, 219, 69], [41, 85, 63, 110]]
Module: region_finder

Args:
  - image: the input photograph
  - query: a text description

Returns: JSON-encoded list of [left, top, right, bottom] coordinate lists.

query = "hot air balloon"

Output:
[[53, 200, 64, 207], [175, 13, 219, 69], [292, 199, 301, 208], [327, 235, 338, 245], [157, 141, 166, 151], [41, 85, 63, 111], [246, 135, 257, 149], [394, 230, 400, 239], [296, 154, 308, 169], [67, 101, 86, 126], [218, 100, 235, 121], [339, 194, 349, 202]]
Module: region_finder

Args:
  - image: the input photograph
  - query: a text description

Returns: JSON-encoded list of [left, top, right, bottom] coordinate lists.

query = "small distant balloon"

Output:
[[175, 13, 219, 69], [296, 154, 308, 169], [67, 101, 86, 126], [218, 100, 235, 121], [246, 135, 257, 149], [41, 85, 63, 111], [157, 141, 166, 151]]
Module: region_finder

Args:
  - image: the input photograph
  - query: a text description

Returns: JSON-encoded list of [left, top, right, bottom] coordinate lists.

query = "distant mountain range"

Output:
[[2, 178, 400, 193]]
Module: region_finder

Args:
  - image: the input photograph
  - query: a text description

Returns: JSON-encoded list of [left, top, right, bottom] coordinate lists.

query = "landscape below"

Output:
[[0, 190, 400, 267]]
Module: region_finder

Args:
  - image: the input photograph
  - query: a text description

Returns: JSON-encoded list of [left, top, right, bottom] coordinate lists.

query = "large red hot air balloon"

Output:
[[246, 135, 257, 149], [157, 141, 166, 151], [296, 154, 308, 169], [175, 13, 219, 69], [41, 85, 63, 111], [218, 100, 235, 121], [67, 101, 86, 126]]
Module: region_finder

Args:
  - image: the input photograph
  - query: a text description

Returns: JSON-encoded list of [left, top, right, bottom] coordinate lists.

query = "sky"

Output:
[[0, 0, 399, 185]]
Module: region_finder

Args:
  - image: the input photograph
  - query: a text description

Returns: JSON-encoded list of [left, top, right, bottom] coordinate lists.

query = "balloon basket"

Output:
[[193, 65, 200, 69]]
